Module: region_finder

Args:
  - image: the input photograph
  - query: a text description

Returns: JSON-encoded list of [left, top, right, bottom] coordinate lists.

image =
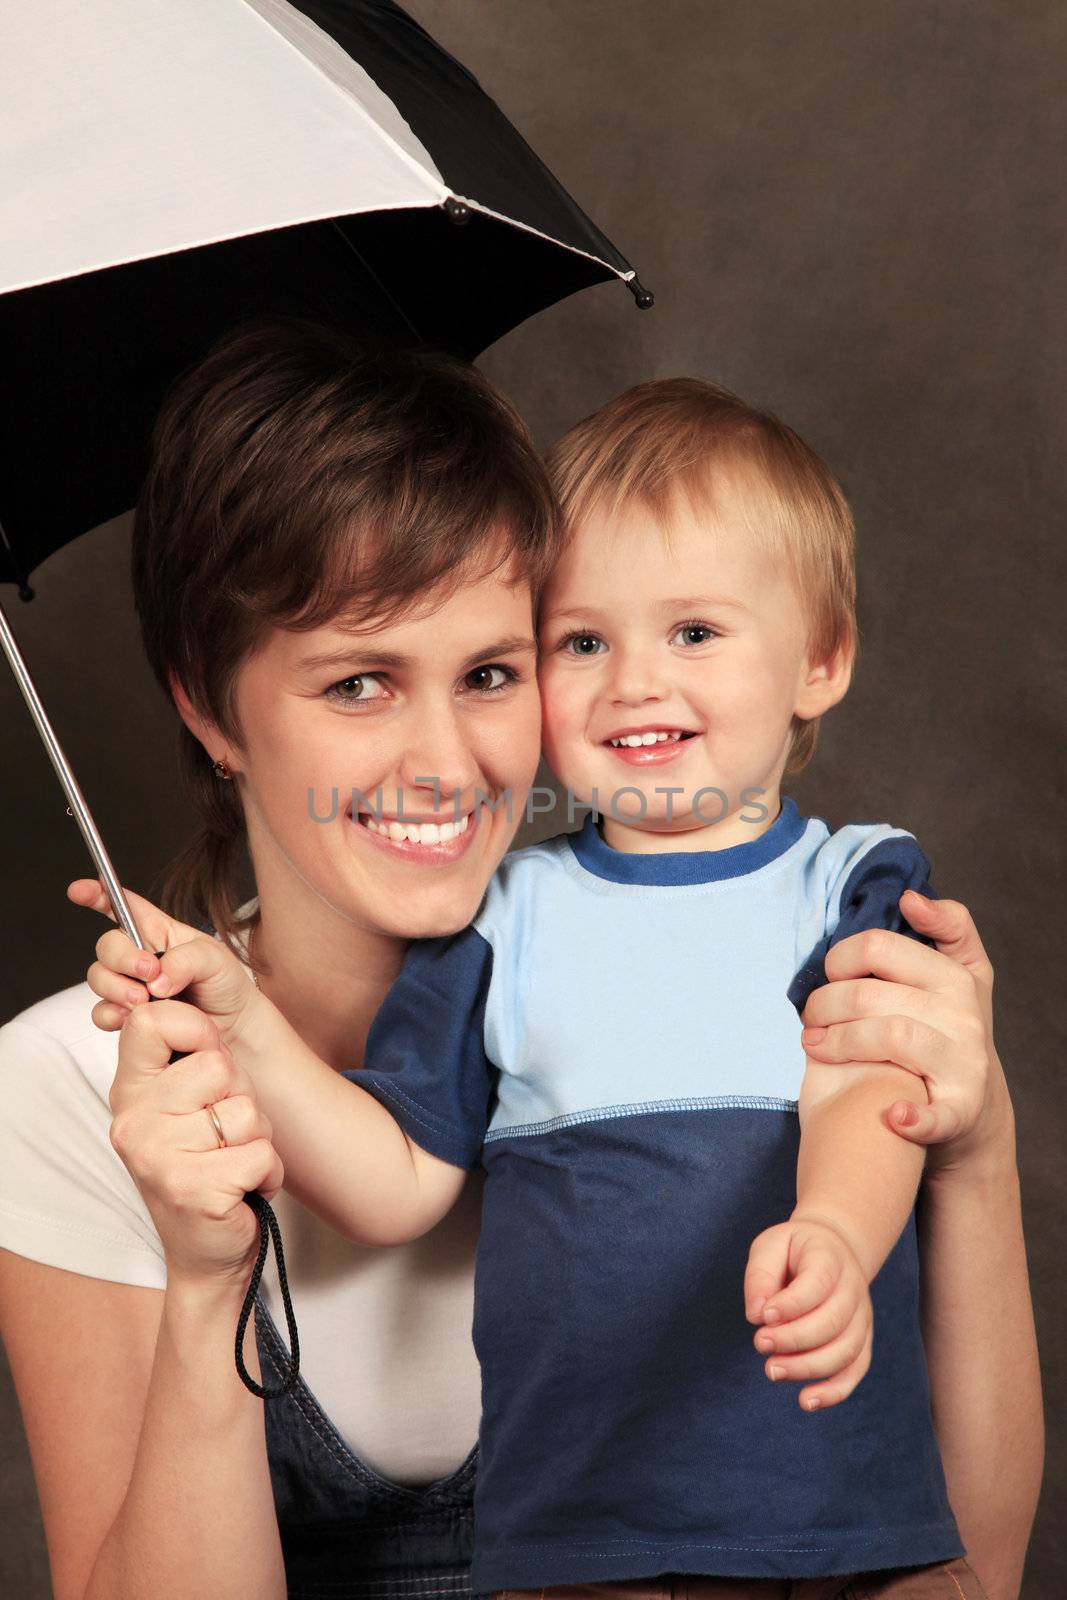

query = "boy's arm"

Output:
[[793, 1060, 930, 1279], [744, 1059, 931, 1409], [224, 989, 468, 1247]]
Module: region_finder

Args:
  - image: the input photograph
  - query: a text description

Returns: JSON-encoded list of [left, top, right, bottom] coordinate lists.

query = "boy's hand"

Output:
[[68, 877, 260, 1049], [743, 1216, 873, 1411]]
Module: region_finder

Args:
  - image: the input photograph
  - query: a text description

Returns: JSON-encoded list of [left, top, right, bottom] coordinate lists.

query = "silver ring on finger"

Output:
[[205, 1102, 227, 1149]]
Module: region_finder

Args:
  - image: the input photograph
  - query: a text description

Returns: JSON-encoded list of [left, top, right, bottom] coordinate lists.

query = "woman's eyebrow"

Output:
[[296, 637, 536, 673], [459, 636, 537, 671]]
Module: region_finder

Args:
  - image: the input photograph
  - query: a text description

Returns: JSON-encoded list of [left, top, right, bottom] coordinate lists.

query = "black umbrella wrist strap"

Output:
[[156, 1000, 300, 1400], [236, 1190, 301, 1399]]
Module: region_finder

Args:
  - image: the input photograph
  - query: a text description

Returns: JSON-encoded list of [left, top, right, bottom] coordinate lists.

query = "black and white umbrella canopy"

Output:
[[0, 0, 648, 590]]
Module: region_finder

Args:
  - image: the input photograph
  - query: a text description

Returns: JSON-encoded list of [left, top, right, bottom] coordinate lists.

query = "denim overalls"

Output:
[[256, 1297, 484, 1600]]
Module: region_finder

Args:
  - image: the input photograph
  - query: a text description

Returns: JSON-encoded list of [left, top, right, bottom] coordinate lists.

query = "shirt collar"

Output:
[[567, 796, 806, 886]]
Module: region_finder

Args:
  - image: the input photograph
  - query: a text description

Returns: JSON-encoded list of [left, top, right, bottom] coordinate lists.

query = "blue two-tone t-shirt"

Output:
[[352, 798, 963, 1587]]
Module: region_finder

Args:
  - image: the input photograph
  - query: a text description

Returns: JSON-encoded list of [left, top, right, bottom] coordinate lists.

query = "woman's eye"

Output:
[[564, 633, 605, 656], [326, 674, 387, 706], [670, 623, 718, 647], [463, 664, 517, 692]]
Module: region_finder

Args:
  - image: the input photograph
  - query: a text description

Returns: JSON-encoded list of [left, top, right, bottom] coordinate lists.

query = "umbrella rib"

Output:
[[456, 196, 633, 281], [327, 220, 426, 345]]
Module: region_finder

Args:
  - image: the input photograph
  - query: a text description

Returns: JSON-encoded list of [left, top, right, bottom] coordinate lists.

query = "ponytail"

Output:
[[159, 724, 263, 973]]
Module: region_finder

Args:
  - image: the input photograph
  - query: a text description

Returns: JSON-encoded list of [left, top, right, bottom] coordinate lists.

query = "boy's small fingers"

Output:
[[762, 1249, 840, 1326], [67, 878, 118, 918], [87, 959, 151, 1009], [95, 927, 159, 983], [90, 999, 130, 1032], [763, 1312, 869, 1381], [744, 1230, 790, 1322], [797, 1336, 873, 1412], [756, 1288, 860, 1355]]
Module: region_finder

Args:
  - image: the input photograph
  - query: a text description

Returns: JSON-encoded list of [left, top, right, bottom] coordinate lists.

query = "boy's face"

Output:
[[538, 487, 843, 851]]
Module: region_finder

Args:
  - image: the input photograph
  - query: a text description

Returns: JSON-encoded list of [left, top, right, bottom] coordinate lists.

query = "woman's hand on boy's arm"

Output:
[[798, 892, 1006, 1172]]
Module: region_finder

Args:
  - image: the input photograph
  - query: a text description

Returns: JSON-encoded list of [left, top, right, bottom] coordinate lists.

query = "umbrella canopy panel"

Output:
[[1, 0, 630, 296], [0, 0, 639, 587]]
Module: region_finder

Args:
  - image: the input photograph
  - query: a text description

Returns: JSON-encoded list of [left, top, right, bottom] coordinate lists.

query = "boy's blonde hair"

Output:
[[545, 377, 857, 776]]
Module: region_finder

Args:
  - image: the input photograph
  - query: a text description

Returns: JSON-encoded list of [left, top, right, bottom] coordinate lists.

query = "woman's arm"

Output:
[[0, 993, 290, 1600], [0, 1255, 285, 1600], [799, 893, 1042, 1599], [919, 1119, 1041, 1600]]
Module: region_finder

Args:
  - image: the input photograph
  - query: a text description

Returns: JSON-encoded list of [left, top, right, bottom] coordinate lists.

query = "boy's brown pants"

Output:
[[496, 1561, 988, 1600]]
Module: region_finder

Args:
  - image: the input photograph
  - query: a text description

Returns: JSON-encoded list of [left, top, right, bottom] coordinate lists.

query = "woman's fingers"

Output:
[[801, 1012, 949, 1076], [885, 1096, 966, 1147], [200, 1140, 285, 1206], [822, 924, 976, 999], [110, 1000, 222, 1111], [898, 891, 995, 996]]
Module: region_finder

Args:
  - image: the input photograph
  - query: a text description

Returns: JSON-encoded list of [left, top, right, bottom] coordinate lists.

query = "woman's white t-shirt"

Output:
[[0, 977, 484, 1486]]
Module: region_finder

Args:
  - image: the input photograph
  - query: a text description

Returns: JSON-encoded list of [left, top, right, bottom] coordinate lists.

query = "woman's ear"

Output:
[[793, 632, 855, 723], [167, 670, 233, 770]]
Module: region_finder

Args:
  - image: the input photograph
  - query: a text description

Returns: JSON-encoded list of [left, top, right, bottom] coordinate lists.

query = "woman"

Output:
[[0, 323, 1041, 1600]]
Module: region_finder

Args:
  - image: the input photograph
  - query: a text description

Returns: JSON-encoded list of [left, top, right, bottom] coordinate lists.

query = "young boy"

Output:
[[119, 380, 967, 1591]]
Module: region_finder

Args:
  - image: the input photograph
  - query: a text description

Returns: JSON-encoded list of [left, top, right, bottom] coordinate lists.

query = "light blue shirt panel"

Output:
[[476, 830, 785, 1134], [473, 819, 919, 1139]]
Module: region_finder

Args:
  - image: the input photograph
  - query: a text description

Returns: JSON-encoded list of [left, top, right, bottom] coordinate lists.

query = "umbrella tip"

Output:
[[627, 276, 655, 310], [443, 197, 473, 227]]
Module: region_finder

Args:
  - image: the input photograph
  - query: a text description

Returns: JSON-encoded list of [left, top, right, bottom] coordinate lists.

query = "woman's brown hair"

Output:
[[133, 319, 560, 959]]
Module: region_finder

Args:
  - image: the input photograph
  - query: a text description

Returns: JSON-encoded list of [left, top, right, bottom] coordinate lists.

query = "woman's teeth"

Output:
[[361, 813, 471, 845], [609, 731, 686, 747]]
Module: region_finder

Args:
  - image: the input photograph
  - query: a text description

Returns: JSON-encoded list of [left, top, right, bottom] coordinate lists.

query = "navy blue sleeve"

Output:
[[788, 835, 937, 1014], [345, 927, 495, 1169]]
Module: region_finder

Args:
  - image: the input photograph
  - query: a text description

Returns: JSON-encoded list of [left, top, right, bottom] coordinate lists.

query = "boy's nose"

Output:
[[608, 653, 668, 706]]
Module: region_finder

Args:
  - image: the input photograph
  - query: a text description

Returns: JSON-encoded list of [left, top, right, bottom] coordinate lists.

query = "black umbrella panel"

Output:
[[0, 0, 650, 592]]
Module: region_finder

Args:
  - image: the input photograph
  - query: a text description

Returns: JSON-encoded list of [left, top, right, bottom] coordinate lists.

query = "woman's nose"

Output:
[[396, 704, 481, 811]]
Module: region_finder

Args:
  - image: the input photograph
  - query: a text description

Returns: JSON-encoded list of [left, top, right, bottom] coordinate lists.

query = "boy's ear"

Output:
[[793, 632, 855, 723]]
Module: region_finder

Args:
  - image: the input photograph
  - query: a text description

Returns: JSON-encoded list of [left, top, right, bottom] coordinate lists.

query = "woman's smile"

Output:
[[350, 803, 479, 865]]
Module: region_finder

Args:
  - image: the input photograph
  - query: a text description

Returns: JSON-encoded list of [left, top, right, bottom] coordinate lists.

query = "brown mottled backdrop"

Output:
[[1, 3, 1063, 1595]]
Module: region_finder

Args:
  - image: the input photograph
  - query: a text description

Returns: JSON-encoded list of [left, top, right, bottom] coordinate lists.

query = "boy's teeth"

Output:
[[610, 731, 684, 747], [363, 811, 472, 843]]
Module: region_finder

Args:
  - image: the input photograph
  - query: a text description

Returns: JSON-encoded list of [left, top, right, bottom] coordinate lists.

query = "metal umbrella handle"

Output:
[[1, 592, 143, 948], [1, 590, 300, 1397]]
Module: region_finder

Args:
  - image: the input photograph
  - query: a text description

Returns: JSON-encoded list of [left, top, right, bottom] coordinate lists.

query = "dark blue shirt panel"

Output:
[[348, 927, 495, 1170], [788, 835, 937, 1014]]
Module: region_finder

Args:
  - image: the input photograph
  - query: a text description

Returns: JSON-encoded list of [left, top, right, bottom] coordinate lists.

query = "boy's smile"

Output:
[[538, 484, 850, 853]]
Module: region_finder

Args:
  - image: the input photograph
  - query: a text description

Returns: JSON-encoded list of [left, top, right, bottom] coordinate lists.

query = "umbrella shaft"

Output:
[[0, 595, 144, 949]]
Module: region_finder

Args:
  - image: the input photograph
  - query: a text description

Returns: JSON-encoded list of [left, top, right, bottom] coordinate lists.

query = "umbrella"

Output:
[[0, 0, 651, 594], [0, 0, 650, 1396], [0, 0, 652, 957]]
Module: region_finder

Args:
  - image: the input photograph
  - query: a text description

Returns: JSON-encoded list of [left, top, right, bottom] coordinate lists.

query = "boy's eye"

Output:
[[326, 674, 387, 706], [670, 623, 718, 647], [563, 632, 605, 656], [463, 664, 518, 692]]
